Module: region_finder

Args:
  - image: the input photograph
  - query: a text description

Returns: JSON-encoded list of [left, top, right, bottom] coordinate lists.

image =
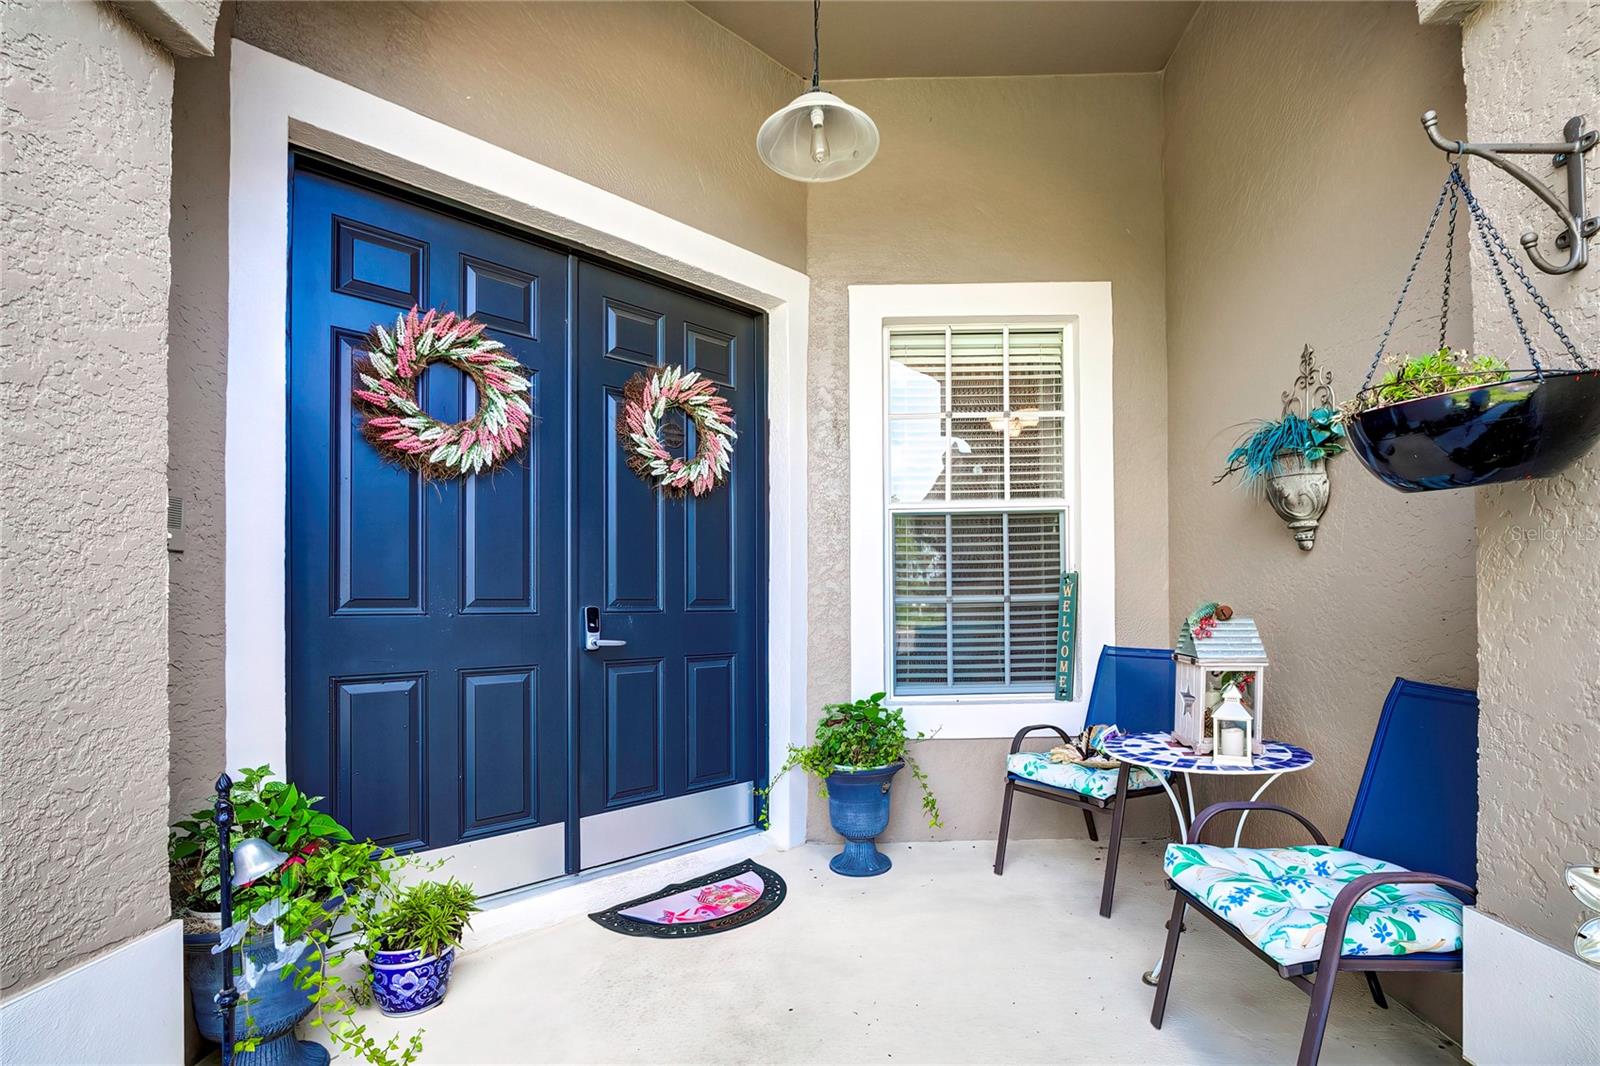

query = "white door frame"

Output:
[[224, 42, 810, 851]]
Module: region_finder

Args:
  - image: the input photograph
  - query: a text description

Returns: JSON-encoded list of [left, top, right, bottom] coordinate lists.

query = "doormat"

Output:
[[588, 858, 786, 939]]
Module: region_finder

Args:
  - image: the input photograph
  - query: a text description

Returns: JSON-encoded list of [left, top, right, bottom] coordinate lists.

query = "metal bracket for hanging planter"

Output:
[[1422, 109, 1599, 274]]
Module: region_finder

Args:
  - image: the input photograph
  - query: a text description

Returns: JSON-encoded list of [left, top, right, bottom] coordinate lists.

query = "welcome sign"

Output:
[[1054, 571, 1079, 701]]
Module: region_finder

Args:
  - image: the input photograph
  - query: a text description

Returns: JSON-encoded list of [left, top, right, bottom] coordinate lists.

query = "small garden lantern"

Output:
[[1211, 686, 1254, 767], [1174, 607, 1267, 755]]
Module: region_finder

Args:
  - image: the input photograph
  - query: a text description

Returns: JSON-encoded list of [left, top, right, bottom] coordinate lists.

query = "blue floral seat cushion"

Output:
[[1163, 843, 1465, 967], [1005, 751, 1164, 801]]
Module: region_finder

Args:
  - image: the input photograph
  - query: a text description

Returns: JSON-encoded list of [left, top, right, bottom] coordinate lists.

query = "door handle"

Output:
[[583, 606, 627, 652]]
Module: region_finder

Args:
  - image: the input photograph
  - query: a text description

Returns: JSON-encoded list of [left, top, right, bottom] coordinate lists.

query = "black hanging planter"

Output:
[[1349, 371, 1600, 492], [1351, 165, 1599, 493]]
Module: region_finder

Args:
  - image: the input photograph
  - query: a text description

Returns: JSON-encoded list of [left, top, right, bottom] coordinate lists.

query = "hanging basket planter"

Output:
[[1349, 165, 1598, 493], [1349, 371, 1600, 492]]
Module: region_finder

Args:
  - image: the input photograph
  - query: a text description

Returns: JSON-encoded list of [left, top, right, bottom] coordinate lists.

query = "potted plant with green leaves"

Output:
[[1216, 404, 1345, 554], [170, 768, 429, 1066], [354, 878, 479, 1017], [761, 692, 940, 877]]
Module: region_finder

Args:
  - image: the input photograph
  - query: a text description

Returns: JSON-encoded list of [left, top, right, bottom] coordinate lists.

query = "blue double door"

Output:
[[287, 160, 763, 892]]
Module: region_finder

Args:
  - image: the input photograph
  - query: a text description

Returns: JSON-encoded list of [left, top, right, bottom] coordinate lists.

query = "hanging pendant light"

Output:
[[756, 0, 879, 182]]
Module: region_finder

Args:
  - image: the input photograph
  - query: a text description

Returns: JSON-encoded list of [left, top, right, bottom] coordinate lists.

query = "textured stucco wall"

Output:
[[231, 0, 805, 270], [1, 0, 205, 995], [804, 74, 1172, 843], [1460, 0, 1600, 952], [1162, 1, 1474, 1036], [167, 3, 231, 818]]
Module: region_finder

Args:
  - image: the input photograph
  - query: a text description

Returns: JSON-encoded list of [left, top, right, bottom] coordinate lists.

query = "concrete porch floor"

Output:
[[336, 838, 1461, 1064]]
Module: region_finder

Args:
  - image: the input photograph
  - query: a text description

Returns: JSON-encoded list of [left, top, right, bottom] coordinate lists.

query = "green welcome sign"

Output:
[[1054, 571, 1079, 701]]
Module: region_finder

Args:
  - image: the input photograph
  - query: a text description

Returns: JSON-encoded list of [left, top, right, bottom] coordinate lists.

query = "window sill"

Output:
[[895, 696, 1091, 741]]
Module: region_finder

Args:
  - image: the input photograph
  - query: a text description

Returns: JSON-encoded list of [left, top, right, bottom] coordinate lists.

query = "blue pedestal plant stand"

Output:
[[826, 762, 903, 876]]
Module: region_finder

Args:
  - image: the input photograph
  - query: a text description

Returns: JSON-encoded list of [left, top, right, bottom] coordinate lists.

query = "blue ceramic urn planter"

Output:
[[184, 929, 329, 1066], [826, 762, 903, 876], [370, 947, 457, 1017]]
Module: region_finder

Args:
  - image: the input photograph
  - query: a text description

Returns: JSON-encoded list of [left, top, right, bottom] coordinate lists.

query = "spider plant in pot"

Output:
[[760, 693, 941, 877], [1215, 407, 1345, 550], [354, 878, 480, 1018]]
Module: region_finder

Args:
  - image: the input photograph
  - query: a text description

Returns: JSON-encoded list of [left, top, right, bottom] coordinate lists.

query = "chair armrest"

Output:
[[1007, 724, 1071, 755], [1316, 872, 1477, 972], [1187, 801, 1329, 845]]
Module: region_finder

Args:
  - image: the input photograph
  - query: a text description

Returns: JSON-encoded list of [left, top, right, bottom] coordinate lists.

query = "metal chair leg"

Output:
[[1149, 891, 1187, 1028], [1082, 808, 1100, 842], [1099, 765, 1131, 917], [994, 781, 1016, 875], [1364, 971, 1388, 1009], [1297, 961, 1341, 1066]]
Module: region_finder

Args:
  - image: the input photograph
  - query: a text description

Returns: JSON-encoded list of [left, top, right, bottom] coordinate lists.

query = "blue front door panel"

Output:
[[288, 161, 764, 878], [574, 263, 763, 829], [288, 163, 570, 854]]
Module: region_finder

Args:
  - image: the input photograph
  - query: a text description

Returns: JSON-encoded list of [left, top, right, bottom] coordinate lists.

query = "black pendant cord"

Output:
[[811, 0, 821, 90], [1364, 163, 1590, 392]]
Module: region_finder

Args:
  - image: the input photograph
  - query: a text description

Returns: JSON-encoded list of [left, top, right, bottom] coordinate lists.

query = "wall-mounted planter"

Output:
[[1264, 451, 1331, 549], [1348, 371, 1600, 492]]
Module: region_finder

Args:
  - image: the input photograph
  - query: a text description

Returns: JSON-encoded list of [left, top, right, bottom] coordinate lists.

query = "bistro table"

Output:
[[1098, 729, 1315, 985]]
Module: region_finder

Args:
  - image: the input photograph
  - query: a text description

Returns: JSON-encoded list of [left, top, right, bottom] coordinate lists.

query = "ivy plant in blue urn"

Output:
[[761, 693, 941, 877]]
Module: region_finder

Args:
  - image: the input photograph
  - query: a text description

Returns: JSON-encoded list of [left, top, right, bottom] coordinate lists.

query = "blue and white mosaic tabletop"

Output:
[[1100, 730, 1314, 775]]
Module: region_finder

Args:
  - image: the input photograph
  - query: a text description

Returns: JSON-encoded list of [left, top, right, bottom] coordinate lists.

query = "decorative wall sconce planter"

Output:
[[1215, 345, 1340, 550]]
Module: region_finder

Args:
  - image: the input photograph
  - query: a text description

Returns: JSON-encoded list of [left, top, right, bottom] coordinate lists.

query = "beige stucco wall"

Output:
[[1, 0, 212, 995], [1458, 0, 1600, 953], [166, 0, 808, 814], [1162, 1, 1474, 1036], [804, 74, 1172, 842]]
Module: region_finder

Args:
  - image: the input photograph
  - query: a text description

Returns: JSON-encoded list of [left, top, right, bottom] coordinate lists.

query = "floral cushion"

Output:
[[1164, 843, 1466, 966], [1005, 751, 1163, 800]]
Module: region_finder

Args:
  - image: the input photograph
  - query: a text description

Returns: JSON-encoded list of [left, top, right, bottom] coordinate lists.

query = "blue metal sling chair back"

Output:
[[994, 646, 1177, 917], [1150, 678, 1479, 1066]]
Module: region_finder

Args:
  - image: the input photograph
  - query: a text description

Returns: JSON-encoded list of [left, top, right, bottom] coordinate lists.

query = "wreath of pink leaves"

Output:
[[352, 307, 532, 480], [615, 365, 736, 498]]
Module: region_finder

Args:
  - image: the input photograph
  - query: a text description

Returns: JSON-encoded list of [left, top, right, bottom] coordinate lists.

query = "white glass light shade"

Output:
[[756, 90, 879, 183]]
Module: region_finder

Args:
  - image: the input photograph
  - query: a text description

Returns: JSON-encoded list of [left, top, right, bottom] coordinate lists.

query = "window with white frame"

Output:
[[884, 325, 1073, 696]]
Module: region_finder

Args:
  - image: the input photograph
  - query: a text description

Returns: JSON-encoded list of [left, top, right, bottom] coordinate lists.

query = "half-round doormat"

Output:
[[588, 858, 786, 939]]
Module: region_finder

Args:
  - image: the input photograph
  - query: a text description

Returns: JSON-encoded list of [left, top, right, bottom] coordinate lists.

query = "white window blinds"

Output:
[[886, 327, 1070, 696]]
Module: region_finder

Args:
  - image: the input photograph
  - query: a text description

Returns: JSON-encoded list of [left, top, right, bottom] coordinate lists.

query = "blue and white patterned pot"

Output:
[[369, 947, 456, 1017]]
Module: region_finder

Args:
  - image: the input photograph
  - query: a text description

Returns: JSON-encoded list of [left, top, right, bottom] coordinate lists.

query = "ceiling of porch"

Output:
[[690, 0, 1200, 80]]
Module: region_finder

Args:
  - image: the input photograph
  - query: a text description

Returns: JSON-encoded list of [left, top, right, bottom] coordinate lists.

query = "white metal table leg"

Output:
[[1232, 772, 1283, 847], [1143, 771, 1191, 986]]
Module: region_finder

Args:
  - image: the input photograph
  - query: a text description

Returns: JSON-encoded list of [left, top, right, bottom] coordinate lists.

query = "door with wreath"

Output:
[[287, 161, 765, 891]]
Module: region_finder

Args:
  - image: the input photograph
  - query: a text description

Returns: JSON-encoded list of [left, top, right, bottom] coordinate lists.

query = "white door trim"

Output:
[[225, 41, 810, 850], [847, 283, 1116, 739]]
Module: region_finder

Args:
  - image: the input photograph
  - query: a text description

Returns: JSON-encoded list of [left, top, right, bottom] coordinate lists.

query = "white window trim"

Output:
[[848, 284, 1115, 739]]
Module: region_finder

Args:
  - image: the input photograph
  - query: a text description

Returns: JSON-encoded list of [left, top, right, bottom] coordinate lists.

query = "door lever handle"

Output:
[[582, 606, 625, 651]]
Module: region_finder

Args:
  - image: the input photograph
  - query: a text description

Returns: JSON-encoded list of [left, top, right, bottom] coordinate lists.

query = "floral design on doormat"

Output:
[[588, 859, 785, 939]]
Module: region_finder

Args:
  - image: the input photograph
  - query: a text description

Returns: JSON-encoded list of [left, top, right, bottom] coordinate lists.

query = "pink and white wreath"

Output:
[[616, 365, 736, 498], [352, 307, 532, 480]]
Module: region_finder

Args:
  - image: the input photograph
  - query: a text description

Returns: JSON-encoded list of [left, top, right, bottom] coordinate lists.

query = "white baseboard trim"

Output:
[[1463, 908, 1600, 1065], [0, 921, 183, 1065]]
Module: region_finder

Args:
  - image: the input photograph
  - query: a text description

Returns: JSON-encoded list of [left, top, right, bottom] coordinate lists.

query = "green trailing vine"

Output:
[[757, 692, 942, 829]]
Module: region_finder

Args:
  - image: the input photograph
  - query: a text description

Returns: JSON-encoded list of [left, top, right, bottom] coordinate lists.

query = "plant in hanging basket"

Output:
[[1350, 166, 1600, 493]]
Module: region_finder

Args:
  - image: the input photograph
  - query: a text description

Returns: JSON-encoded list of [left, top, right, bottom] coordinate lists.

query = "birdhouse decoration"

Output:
[[1210, 685, 1255, 767], [1174, 603, 1267, 755]]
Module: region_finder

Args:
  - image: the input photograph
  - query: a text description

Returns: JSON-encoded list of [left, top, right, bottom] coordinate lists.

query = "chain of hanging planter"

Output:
[[1345, 163, 1600, 492]]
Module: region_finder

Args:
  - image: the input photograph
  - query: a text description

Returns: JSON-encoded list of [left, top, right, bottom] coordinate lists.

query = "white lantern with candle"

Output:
[[1211, 685, 1254, 767]]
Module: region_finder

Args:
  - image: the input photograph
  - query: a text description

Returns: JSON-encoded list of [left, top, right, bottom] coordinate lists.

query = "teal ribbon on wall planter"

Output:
[[1054, 572, 1079, 701]]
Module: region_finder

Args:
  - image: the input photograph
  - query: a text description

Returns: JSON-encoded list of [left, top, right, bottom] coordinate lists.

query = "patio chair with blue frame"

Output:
[[994, 645, 1180, 918], [1149, 678, 1478, 1066]]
